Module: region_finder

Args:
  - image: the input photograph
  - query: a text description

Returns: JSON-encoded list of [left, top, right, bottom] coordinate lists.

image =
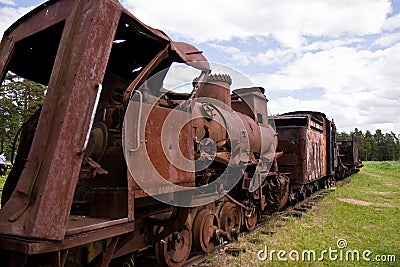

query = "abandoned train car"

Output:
[[273, 111, 338, 202], [0, 1, 362, 267]]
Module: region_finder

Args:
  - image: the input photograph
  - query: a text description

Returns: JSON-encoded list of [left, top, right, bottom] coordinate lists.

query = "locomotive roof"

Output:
[[273, 111, 337, 129], [232, 87, 265, 95], [277, 111, 331, 124], [2, 0, 209, 85], [4, 0, 170, 42], [280, 111, 327, 119]]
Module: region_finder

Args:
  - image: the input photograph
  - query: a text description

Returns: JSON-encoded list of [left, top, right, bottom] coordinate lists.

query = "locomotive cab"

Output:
[[0, 0, 209, 265]]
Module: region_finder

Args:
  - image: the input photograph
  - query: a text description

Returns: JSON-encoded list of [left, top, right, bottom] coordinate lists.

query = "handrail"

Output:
[[129, 90, 143, 152]]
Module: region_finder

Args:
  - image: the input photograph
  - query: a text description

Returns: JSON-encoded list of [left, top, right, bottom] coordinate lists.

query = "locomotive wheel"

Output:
[[306, 184, 314, 195], [277, 175, 290, 210], [193, 209, 220, 253], [219, 202, 241, 240], [243, 207, 258, 231], [155, 223, 192, 267], [299, 187, 307, 200], [314, 181, 320, 192]]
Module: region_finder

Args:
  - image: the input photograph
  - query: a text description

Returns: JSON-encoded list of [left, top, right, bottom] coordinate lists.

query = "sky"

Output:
[[0, 0, 399, 133]]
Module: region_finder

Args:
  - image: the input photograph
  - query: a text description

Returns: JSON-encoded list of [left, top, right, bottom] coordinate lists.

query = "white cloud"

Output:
[[208, 37, 368, 68], [382, 13, 400, 31], [254, 44, 400, 92], [253, 48, 294, 66], [209, 43, 251, 66], [120, 0, 391, 47], [0, 6, 35, 37], [0, 0, 15, 6], [252, 38, 364, 66], [253, 42, 400, 132], [208, 43, 251, 66], [163, 63, 201, 92], [302, 38, 363, 52], [373, 32, 400, 47], [120, 0, 398, 135]]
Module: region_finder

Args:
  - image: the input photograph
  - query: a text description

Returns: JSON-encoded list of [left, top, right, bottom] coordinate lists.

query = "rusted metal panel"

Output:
[[275, 112, 328, 185], [145, 106, 195, 185], [0, 220, 134, 255], [338, 139, 359, 167], [231, 87, 269, 126], [0, 0, 74, 85], [126, 103, 195, 198], [305, 120, 326, 182], [4, 0, 73, 42], [0, 0, 122, 241], [123, 42, 209, 104], [325, 119, 337, 176], [171, 42, 210, 71], [276, 126, 306, 182], [0, 36, 14, 82]]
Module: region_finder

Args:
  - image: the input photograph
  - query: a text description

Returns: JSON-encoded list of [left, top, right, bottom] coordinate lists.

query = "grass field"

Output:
[[209, 161, 400, 267], [0, 168, 11, 202], [0, 169, 9, 187]]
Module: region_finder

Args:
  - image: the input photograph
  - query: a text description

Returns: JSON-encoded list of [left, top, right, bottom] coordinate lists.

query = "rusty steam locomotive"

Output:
[[0, 1, 362, 266]]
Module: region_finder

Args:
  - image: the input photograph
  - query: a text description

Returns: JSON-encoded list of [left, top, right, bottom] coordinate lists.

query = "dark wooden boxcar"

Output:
[[273, 111, 337, 199], [338, 135, 363, 177]]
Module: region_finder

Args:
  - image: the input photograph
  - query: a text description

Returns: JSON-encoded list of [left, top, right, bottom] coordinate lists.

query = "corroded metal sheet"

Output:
[[275, 112, 328, 185], [126, 103, 195, 198], [305, 124, 326, 182], [0, 0, 121, 241]]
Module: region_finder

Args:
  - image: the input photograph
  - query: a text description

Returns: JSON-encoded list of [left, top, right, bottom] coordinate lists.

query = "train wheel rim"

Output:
[[193, 209, 220, 253], [219, 202, 241, 240], [243, 207, 258, 231], [277, 175, 290, 210], [155, 223, 192, 267]]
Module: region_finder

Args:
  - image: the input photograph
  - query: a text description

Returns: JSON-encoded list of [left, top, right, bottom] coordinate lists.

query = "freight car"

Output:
[[273, 111, 363, 201], [0, 1, 362, 267], [273, 111, 338, 202], [337, 135, 364, 179]]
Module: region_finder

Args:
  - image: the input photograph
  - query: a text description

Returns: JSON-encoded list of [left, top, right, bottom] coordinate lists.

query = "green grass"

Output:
[[211, 161, 400, 266], [0, 170, 8, 188], [0, 168, 11, 201]]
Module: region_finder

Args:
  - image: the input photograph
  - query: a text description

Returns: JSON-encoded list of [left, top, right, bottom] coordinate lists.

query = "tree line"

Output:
[[0, 73, 46, 159], [0, 75, 398, 162], [338, 128, 400, 161]]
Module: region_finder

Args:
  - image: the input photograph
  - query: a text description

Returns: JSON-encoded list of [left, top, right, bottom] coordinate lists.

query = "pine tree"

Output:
[[364, 130, 375, 161], [0, 73, 46, 157], [354, 128, 366, 160]]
